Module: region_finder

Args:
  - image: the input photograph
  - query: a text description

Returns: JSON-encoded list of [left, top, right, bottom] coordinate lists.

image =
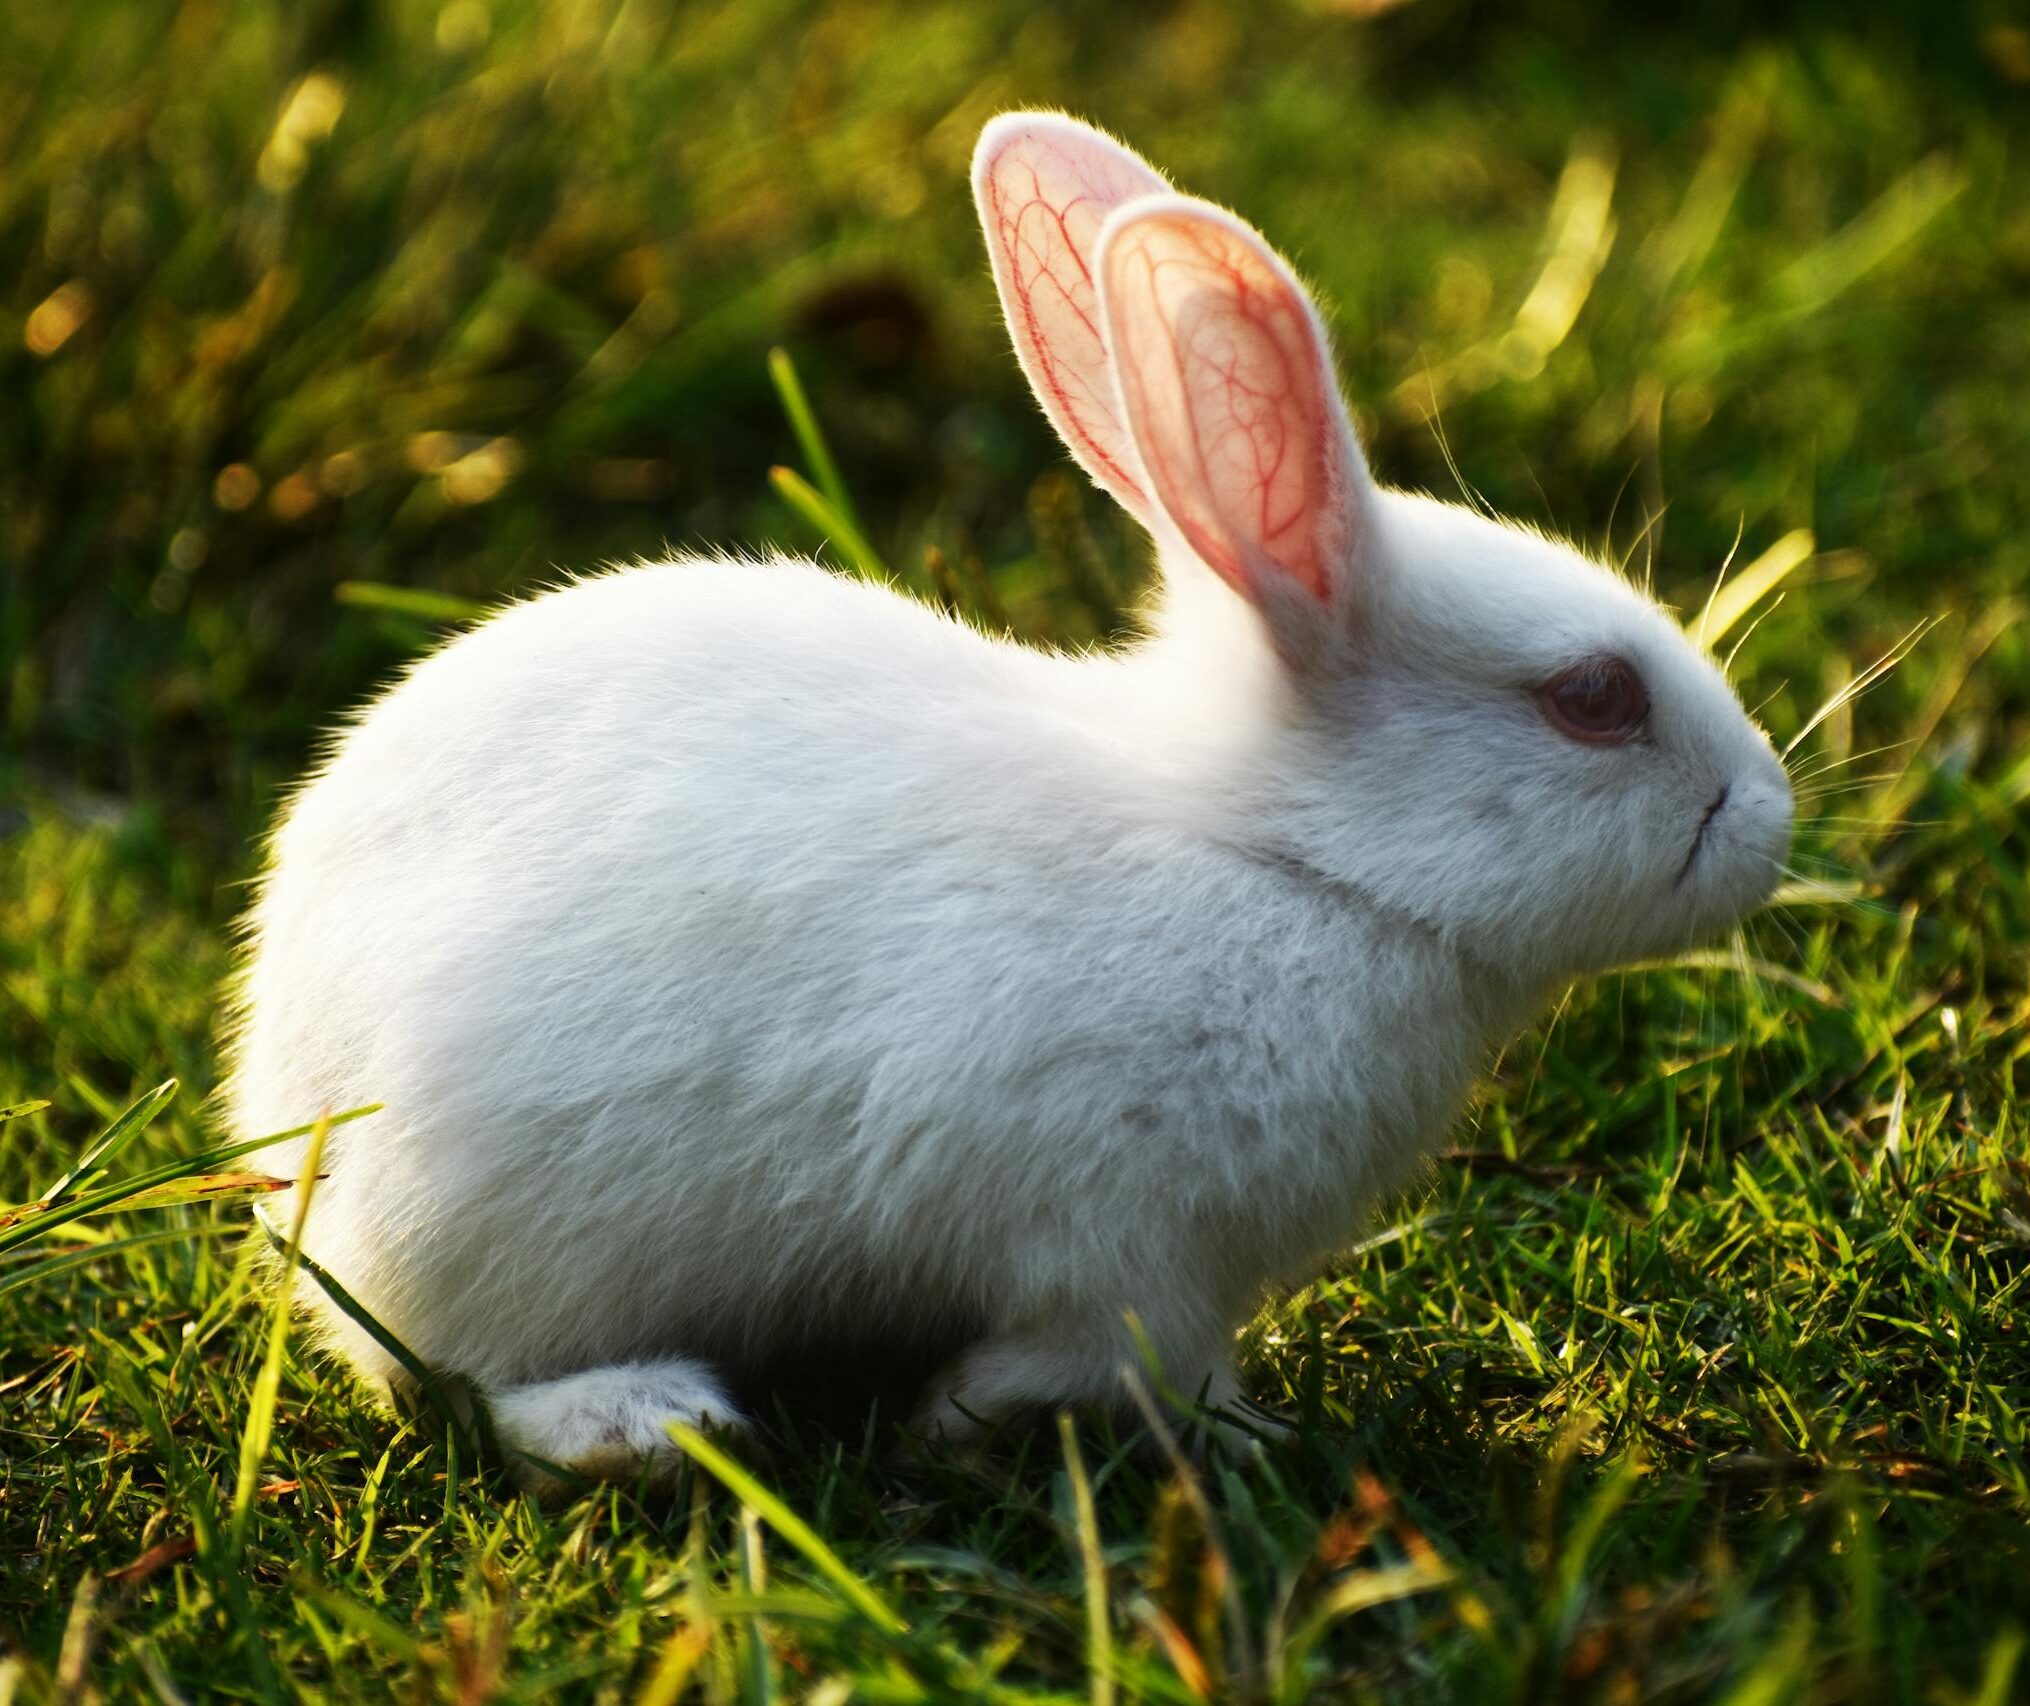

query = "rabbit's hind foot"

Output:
[[489, 1358, 743, 1499]]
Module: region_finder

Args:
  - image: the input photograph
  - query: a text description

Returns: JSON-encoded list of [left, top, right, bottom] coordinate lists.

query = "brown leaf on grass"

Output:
[[0, 1172, 303, 1233], [107, 1485, 297, 1586], [1317, 1469, 1395, 1568], [1131, 1600, 1214, 1701], [0, 1169, 300, 1226], [104, 1172, 301, 1214], [106, 1535, 196, 1585]]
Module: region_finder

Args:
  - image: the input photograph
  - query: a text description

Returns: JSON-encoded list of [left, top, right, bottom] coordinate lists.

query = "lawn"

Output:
[[3, 0, 2029, 1699]]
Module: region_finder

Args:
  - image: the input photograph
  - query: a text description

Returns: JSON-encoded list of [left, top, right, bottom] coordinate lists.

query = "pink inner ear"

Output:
[[977, 124, 1166, 515], [1101, 211, 1345, 604]]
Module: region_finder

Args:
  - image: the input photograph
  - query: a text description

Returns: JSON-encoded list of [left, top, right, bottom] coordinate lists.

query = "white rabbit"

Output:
[[229, 113, 1793, 1490]]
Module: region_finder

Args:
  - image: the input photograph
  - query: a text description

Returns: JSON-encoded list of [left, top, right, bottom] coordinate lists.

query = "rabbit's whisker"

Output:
[[1780, 619, 1939, 762], [1690, 512, 1747, 648], [1792, 773, 1907, 803], [1747, 679, 1792, 722], [1422, 385, 1496, 522], [1785, 737, 1917, 786], [1722, 592, 1784, 680]]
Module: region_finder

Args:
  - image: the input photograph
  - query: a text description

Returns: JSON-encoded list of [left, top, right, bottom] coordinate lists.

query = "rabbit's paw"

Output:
[[916, 1328, 1239, 1445], [490, 1358, 742, 1498]]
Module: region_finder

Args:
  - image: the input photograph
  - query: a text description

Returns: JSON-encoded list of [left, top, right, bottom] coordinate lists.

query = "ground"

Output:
[[2, 0, 2028, 1699]]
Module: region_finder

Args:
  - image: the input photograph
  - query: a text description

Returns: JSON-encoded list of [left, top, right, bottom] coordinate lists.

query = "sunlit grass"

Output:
[[2, 0, 2026, 1699]]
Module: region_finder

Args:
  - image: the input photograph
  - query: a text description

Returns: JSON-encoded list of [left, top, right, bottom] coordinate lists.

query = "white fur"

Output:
[[228, 115, 1793, 1487], [488, 1361, 740, 1495]]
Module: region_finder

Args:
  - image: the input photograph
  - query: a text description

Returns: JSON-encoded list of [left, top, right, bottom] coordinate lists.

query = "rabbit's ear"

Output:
[[973, 114, 1169, 521], [1096, 196, 1371, 615]]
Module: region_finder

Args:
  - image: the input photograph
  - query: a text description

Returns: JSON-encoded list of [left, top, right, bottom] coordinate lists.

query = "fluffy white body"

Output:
[[238, 549, 1516, 1447], [230, 114, 1793, 1489]]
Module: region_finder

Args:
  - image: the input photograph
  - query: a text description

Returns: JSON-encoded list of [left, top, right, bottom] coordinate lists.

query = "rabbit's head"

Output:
[[975, 114, 1793, 987]]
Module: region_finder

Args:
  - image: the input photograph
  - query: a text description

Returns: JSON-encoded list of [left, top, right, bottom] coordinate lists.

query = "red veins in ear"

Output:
[[1103, 213, 1339, 605], [979, 127, 1164, 513]]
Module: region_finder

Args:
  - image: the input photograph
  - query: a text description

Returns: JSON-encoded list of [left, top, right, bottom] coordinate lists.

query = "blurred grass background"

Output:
[[3, 0, 2029, 1699]]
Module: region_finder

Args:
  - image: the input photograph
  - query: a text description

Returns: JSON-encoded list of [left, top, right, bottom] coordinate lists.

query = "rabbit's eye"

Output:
[[1540, 656, 1649, 745]]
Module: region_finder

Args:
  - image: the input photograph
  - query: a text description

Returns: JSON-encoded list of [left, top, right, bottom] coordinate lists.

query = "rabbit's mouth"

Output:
[[1675, 784, 1732, 887]]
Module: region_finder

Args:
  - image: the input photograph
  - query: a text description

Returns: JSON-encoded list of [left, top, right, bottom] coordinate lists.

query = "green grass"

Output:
[[4, 0, 2029, 1698]]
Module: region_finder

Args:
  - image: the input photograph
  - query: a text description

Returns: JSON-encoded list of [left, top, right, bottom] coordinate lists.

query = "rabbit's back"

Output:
[[238, 558, 1086, 1130]]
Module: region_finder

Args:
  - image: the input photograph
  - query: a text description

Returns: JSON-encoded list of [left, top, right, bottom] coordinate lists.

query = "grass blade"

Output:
[[1059, 1414, 1115, 1706], [0, 1224, 233, 1299], [42, 1077, 177, 1205], [0, 1105, 380, 1256], [335, 581, 489, 623], [769, 466, 890, 582], [739, 1504, 776, 1706], [1302, 1558, 1457, 1628], [232, 1112, 331, 1556], [667, 1422, 908, 1636], [107, 1171, 295, 1214], [253, 1209, 474, 1450], [767, 345, 859, 533]]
